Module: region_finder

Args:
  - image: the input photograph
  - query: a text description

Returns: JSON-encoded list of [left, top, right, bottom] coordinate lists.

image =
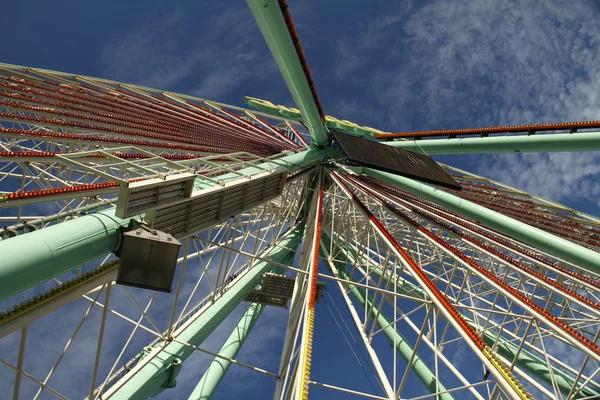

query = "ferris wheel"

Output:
[[0, 1, 599, 399]]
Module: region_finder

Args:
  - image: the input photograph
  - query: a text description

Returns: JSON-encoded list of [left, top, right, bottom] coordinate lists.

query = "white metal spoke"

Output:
[[0, 60, 598, 400]]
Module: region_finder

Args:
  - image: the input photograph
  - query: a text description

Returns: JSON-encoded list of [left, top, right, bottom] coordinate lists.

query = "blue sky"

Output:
[[1, 0, 600, 399], [3, 0, 600, 212]]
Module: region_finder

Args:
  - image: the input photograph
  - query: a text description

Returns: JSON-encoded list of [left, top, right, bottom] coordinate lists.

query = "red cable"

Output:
[[376, 120, 600, 139], [277, 0, 326, 122]]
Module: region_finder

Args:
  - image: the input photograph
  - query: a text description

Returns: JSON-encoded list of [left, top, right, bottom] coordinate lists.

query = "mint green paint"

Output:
[[356, 167, 600, 275], [0, 209, 136, 301], [327, 230, 599, 397], [337, 268, 453, 399], [105, 227, 302, 399], [188, 301, 265, 400], [244, 96, 386, 138], [246, 0, 329, 147], [321, 234, 454, 400], [188, 265, 289, 400], [193, 147, 323, 191], [189, 303, 265, 400], [384, 132, 600, 154], [386, 273, 599, 397], [0, 150, 320, 302], [473, 317, 600, 398]]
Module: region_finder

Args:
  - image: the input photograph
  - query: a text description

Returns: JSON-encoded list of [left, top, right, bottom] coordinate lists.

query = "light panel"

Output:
[[147, 172, 287, 238], [115, 173, 196, 218]]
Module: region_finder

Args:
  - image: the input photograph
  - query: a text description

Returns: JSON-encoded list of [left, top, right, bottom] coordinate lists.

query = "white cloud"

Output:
[[99, 6, 191, 89], [99, 5, 277, 100], [333, 0, 600, 204], [476, 152, 600, 205], [334, 0, 600, 125]]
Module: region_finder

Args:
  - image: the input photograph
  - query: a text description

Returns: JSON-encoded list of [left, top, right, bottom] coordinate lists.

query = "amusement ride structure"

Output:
[[0, 1, 599, 399]]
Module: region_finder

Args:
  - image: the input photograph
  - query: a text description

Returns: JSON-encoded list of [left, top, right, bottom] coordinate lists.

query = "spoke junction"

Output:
[[0, 2, 599, 399]]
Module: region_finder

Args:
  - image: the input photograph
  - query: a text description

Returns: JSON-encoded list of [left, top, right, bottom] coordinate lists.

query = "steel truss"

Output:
[[1, 171, 312, 399], [0, 59, 599, 400], [314, 170, 600, 399]]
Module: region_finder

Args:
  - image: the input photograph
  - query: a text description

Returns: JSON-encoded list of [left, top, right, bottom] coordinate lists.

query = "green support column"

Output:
[[383, 131, 600, 154], [321, 234, 454, 399], [188, 262, 286, 400], [188, 302, 265, 400], [0, 149, 321, 302], [326, 235, 427, 302], [356, 167, 600, 275], [189, 267, 285, 400], [246, 0, 329, 147], [344, 277, 454, 399], [474, 317, 600, 398], [193, 147, 322, 190], [329, 236, 600, 397], [105, 227, 302, 399], [0, 209, 136, 301], [374, 269, 600, 397]]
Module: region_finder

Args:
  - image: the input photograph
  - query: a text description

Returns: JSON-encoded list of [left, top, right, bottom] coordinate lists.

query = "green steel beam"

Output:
[[0, 149, 321, 302], [372, 247, 599, 398], [187, 254, 289, 400], [321, 234, 453, 399], [188, 265, 288, 400], [244, 96, 388, 138], [377, 270, 599, 397], [193, 147, 322, 191], [326, 235, 427, 302], [330, 238, 600, 397], [105, 227, 302, 399], [188, 301, 266, 400], [355, 167, 600, 275], [475, 320, 600, 398], [347, 287, 454, 399], [246, 0, 329, 147], [0, 209, 136, 302], [383, 131, 600, 154]]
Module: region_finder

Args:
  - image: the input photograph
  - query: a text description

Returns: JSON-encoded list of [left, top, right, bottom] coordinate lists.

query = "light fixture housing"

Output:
[[116, 227, 182, 292], [115, 173, 196, 218], [147, 172, 288, 238]]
